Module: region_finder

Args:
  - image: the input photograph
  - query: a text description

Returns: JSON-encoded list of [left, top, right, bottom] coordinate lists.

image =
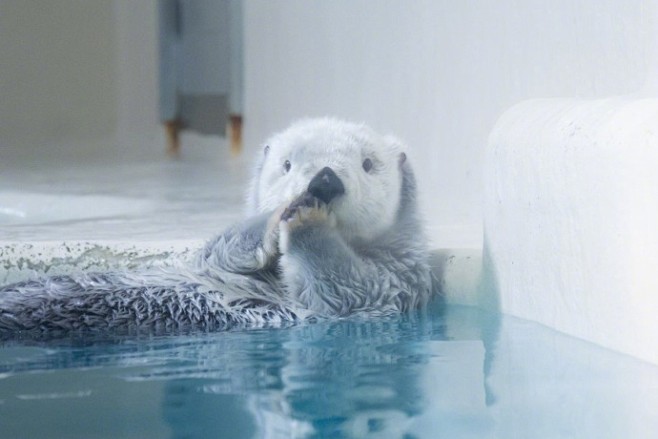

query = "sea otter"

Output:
[[0, 119, 433, 337]]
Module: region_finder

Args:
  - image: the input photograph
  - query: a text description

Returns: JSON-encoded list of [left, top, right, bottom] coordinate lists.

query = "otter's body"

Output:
[[0, 119, 433, 337]]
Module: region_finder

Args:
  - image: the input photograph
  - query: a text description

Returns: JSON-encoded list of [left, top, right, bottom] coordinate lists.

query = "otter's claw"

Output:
[[281, 192, 333, 227], [281, 192, 320, 221], [278, 192, 336, 254]]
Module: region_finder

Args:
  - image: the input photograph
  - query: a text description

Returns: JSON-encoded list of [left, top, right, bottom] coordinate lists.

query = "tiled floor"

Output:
[[1, 142, 249, 242]]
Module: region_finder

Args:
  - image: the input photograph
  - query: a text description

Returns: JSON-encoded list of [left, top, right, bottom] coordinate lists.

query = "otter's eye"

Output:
[[283, 160, 291, 173], [362, 158, 373, 173]]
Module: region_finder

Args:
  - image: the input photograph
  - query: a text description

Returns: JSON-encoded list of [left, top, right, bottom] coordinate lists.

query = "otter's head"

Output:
[[247, 118, 410, 242]]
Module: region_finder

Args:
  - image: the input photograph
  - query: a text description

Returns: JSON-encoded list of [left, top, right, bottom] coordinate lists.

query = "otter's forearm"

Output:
[[198, 211, 280, 274]]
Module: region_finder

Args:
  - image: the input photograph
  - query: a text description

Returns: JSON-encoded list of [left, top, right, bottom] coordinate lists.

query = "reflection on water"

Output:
[[0, 304, 657, 438]]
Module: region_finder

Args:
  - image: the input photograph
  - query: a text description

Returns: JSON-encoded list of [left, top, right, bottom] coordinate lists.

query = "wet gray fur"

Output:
[[0, 121, 434, 338]]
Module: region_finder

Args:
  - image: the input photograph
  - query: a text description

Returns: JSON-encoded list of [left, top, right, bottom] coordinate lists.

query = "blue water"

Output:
[[0, 304, 656, 439]]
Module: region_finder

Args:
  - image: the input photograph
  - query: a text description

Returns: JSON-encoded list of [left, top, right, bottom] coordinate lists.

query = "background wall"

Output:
[[0, 1, 118, 159], [0, 0, 163, 163], [2, 0, 656, 247], [2, 1, 654, 237], [242, 0, 656, 248], [113, 0, 162, 155]]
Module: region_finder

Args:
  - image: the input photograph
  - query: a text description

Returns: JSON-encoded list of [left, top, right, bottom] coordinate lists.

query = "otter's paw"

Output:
[[278, 192, 336, 254], [281, 192, 335, 226], [255, 205, 286, 267]]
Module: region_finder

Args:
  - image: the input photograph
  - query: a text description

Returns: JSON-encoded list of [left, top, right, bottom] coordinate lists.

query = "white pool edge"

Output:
[[483, 97, 658, 366], [1, 240, 482, 308], [0, 240, 201, 286]]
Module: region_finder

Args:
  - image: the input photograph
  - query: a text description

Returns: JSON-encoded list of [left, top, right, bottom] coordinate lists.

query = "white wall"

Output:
[[243, 0, 655, 248], [0, 1, 164, 163], [0, 1, 118, 160], [113, 0, 163, 156]]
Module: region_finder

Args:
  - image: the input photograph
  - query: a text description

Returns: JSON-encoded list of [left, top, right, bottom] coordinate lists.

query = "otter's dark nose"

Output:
[[307, 167, 345, 204]]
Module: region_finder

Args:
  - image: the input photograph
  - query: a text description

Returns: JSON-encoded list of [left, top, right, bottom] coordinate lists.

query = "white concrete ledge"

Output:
[[1, 241, 479, 310], [0, 241, 201, 286], [484, 97, 658, 364]]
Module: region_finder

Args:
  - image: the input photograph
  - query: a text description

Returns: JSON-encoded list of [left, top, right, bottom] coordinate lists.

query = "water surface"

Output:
[[0, 304, 656, 438]]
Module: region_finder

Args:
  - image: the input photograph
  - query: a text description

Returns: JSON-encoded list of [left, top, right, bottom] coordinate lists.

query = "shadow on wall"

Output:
[[430, 239, 502, 409], [477, 238, 502, 406], [478, 234, 501, 314]]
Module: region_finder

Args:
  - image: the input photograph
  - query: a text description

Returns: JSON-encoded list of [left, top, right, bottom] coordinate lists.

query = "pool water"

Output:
[[0, 303, 656, 439]]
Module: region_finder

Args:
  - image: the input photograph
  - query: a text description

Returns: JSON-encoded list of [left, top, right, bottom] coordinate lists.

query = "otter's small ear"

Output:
[[264, 145, 270, 155], [384, 135, 408, 169]]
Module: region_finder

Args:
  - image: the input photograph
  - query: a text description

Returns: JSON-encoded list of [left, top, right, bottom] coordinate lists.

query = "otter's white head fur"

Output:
[[247, 118, 408, 243]]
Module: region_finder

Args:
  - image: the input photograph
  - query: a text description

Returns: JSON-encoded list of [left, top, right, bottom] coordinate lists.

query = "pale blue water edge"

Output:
[[0, 303, 656, 439]]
